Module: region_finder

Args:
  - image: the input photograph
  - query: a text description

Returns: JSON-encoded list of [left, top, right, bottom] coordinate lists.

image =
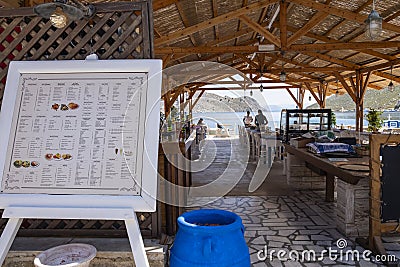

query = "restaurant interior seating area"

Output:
[[1, 0, 400, 266]]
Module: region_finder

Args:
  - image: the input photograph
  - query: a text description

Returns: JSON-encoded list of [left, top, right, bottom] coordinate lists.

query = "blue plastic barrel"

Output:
[[170, 209, 250, 267]]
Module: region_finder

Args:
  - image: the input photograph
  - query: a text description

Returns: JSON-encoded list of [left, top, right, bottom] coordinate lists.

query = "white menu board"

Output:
[[0, 60, 161, 202]]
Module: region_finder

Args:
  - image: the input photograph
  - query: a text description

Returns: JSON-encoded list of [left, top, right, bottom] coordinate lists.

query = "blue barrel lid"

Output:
[[177, 209, 244, 233]]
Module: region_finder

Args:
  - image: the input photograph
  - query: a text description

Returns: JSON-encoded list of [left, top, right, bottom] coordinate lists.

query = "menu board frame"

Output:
[[0, 59, 162, 212]]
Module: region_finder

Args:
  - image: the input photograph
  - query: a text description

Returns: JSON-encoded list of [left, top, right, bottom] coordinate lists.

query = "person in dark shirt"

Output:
[[255, 109, 268, 127]]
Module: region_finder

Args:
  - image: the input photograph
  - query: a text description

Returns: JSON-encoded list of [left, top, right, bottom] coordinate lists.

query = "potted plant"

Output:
[[366, 109, 383, 132], [331, 112, 336, 128]]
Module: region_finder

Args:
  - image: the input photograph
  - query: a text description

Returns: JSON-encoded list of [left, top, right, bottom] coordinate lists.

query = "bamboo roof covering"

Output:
[[2, 0, 400, 97]]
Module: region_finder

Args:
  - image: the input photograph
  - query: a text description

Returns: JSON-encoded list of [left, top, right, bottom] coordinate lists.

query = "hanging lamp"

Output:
[[388, 65, 395, 92], [34, 0, 95, 28], [365, 0, 382, 40]]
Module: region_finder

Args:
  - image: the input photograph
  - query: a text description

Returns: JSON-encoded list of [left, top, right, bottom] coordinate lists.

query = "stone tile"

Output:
[[310, 235, 333, 241], [279, 230, 297, 236], [268, 241, 285, 248], [267, 236, 290, 244], [253, 236, 267, 245], [295, 235, 310, 241]]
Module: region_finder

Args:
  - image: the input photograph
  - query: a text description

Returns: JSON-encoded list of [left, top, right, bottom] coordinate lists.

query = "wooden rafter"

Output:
[[244, 66, 350, 74], [286, 88, 301, 108], [0, 0, 19, 7], [290, 41, 400, 51], [192, 89, 205, 109], [153, 0, 179, 10], [234, 0, 248, 46], [235, 53, 259, 70], [279, 0, 288, 50], [290, 0, 400, 35], [154, 0, 278, 46], [323, 0, 372, 37], [175, 1, 198, 49], [374, 71, 400, 83], [301, 51, 360, 69], [239, 15, 280, 47], [287, 8, 330, 46], [211, 0, 219, 40], [305, 82, 322, 107], [275, 21, 397, 61], [334, 72, 356, 102]]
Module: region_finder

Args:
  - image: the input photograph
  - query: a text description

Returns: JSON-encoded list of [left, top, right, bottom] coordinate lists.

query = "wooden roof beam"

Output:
[[234, 0, 249, 46], [211, 0, 219, 40], [0, 0, 19, 8], [244, 66, 350, 74], [235, 53, 259, 70], [305, 82, 322, 106], [301, 51, 360, 69], [322, 0, 372, 37], [290, 41, 400, 51], [286, 88, 302, 108], [290, 0, 400, 35], [279, 0, 288, 50], [287, 9, 330, 46], [155, 0, 279, 46], [374, 70, 400, 83], [153, 0, 179, 10], [334, 72, 356, 102], [239, 15, 281, 47], [276, 21, 397, 61]]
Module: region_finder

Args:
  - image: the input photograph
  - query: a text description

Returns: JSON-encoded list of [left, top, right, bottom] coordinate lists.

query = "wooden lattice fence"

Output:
[[0, 1, 160, 238]]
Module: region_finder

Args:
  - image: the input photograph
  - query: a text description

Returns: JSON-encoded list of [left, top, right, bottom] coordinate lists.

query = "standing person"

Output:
[[243, 110, 253, 127], [196, 118, 208, 144], [255, 109, 268, 128]]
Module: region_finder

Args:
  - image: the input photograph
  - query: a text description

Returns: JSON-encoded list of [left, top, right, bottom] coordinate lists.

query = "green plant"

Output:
[[366, 109, 383, 132], [331, 112, 336, 128]]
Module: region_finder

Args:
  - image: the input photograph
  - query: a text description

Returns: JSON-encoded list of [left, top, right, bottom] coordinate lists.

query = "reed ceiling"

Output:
[[2, 0, 400, 97]]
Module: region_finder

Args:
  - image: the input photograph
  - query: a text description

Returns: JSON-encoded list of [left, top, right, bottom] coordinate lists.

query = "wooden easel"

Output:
[[0, 206, 149, 266]]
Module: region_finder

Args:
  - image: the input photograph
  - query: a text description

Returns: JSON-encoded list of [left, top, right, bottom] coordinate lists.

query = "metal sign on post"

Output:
[[0, 59, 162, 266]]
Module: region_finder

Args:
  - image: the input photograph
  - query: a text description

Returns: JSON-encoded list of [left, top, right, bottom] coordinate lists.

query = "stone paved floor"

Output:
[[189, 192, 385, 266], [188, 137, 399, 266]]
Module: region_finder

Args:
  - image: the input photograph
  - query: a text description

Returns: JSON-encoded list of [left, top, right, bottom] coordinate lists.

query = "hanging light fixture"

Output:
[[259, 84, 264, 92], [34, 0, 95, 29], [250, 89, 253, 96], [365, 0, 382, 40], [309, 95, 312, 101], [280, 61, 286, 82], [335, 80, 339, 97], [280, 70, 286, 82], [388, 65, 395, 92]]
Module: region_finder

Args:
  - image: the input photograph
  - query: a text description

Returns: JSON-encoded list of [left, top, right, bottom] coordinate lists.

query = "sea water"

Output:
[[192, 111, 400, 134]]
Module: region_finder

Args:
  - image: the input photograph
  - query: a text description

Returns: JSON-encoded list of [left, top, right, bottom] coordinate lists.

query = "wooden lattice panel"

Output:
[[0, 1, 154, 106], [0, 1, 159, 238]]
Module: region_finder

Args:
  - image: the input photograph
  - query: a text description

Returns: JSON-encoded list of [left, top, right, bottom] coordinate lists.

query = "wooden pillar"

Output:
[[355, 71, 370, 132]]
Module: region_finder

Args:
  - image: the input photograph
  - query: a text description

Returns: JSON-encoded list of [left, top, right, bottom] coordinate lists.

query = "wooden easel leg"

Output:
[[0, 218, 23, 266], [125, 217, 150, 267]]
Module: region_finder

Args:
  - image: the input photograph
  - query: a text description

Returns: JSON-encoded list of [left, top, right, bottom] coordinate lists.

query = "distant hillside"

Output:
[[193, 92, 268, 113], [307, 85, 400, 111]]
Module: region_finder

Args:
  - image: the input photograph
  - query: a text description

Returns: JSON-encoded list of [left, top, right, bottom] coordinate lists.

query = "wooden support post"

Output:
[[325, 173, 335, 202]]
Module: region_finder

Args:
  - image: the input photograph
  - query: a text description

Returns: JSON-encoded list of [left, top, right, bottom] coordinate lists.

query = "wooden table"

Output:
[[284, 144, 369, 202]]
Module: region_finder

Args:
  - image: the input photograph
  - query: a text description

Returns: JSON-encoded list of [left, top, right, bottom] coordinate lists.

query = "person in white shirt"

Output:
[[196, 118, 208, 143], [243, 111, 253, 127]]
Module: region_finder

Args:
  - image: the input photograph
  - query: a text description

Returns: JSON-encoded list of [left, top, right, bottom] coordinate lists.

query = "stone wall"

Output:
[[286, 153, 326, 190], [336, 178, 370, 237]]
